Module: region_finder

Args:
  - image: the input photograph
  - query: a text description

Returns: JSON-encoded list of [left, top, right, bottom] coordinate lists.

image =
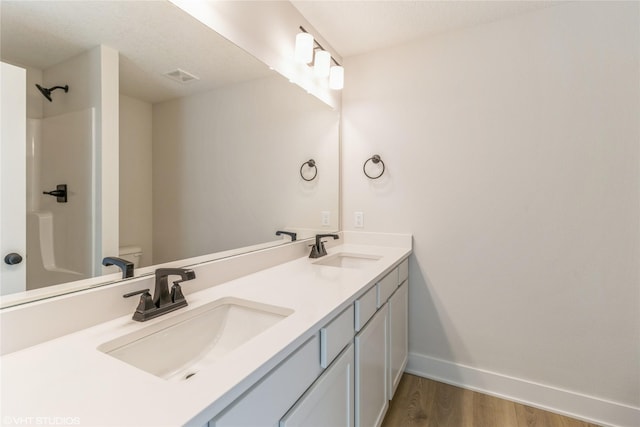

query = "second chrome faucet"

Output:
[[124, 268, 196, 322]]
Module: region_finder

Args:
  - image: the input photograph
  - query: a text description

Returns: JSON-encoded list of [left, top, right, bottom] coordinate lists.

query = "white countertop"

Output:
[[1, 242, 410, 427]]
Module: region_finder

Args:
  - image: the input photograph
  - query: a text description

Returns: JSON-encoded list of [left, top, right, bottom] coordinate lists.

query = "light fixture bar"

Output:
[[298, 26, 341, 67], [297, 26, 343, 90]]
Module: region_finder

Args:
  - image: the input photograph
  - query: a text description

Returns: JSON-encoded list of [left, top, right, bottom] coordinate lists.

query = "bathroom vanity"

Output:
[[0, 232, 411, 427]]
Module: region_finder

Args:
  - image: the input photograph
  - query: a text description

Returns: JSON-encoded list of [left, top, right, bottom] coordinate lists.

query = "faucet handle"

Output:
[[123, 288, 150, 298], [123, 289, 155, 314], [171, 282, 186, 304]]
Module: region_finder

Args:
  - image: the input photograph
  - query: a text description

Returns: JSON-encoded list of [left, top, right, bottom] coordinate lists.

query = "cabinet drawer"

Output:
[[320, 305, 354, 368], [398, 258, 409, 284], [377, 268, 399, 308], [354, 285, 377, 332]]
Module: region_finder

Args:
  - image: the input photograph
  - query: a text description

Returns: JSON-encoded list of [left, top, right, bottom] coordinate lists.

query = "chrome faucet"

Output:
[[123, 268, 196, 322], [309, 234, 339, 258]]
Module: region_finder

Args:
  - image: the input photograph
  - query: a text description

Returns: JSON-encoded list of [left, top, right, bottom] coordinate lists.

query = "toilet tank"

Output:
[[118, 246, 143, 268]]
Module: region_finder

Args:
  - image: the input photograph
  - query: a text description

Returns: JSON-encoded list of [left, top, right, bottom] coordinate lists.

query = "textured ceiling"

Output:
[[291, 1, 553, 57], [0, 1, 273, 104], [1, 1, 555, 103]]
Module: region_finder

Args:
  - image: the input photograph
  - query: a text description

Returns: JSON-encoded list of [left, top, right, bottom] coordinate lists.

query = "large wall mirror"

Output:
[[0, 1, 339, 307]]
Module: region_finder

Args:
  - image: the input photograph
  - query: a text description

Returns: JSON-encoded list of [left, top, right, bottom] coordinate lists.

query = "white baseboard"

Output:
[[406, 352, 640, 427]]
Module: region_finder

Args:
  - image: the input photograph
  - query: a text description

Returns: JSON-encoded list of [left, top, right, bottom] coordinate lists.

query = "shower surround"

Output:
[[26, 111, 95, 289]]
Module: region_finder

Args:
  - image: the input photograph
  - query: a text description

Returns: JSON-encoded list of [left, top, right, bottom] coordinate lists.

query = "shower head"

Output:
[[35, 84, 69, 102], [35, 84, 52, 102]]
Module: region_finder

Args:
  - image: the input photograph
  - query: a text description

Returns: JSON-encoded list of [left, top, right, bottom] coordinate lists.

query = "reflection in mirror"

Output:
[[0, 1, 339, 306]]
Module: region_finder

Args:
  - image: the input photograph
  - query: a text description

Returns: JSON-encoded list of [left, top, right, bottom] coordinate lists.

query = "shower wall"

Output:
[[23, 46, 117, 290], [26, 110, 95, 289], [26, 119, 42, 214], [25, 65, 44, 120]]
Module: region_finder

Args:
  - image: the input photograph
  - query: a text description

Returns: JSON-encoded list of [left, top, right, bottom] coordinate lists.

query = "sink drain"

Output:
[[184, 372, 197, 380]]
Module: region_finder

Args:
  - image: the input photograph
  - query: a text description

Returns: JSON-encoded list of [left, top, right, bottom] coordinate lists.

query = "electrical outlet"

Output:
[[321, 211, 330, 226], [354, 211, 364, 228]]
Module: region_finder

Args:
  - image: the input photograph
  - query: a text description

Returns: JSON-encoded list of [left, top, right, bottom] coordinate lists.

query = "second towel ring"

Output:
[[363, 154, 385, 179], [300, 159, 317, 181]]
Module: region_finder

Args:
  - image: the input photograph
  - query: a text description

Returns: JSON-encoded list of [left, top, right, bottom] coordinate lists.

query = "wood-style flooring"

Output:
[[381, 374, 601, 427]]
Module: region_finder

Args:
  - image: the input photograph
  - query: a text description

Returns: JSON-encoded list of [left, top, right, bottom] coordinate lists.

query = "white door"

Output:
[[0, 62, 27, 294]]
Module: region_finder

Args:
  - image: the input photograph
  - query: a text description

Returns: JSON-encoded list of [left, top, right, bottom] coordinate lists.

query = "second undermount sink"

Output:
[[313, 252, 382, 268], [98, 297, 293, 381]]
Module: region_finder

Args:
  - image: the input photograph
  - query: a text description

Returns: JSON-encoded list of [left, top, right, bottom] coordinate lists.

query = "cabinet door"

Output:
[[211, 335, 322, 427], [355, 304, 388, 427], [388, 280, 408, 400], [280, 343, 354, 427]]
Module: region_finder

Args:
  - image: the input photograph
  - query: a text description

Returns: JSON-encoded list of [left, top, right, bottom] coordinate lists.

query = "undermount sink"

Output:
[[98, 297, 293, 381], [313, 252, 382, 268]]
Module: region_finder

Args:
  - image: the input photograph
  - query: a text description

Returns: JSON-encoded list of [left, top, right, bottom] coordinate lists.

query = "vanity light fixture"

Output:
[[329, 65, 344, 90], [314, 50, 331, 78], [295, 26, 344, 90], [295, 31, 314, 64]]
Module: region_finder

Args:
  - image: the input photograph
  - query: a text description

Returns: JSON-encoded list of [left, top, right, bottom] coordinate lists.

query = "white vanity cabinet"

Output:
[[280, 343, 355, 427], [210, 335, 323, 427], [279, 307, 355, 427], [211, 307, 355, 427], [209, 257, 410, 427], [355, 258, 409, 426]]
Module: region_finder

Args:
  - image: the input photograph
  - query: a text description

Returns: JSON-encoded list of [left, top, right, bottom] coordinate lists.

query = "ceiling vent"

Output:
[[163, 68, 200, 84]]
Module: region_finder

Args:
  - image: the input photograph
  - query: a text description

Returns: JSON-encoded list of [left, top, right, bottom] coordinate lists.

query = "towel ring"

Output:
[[300, 159, 317, 181], [363, 155, 385, 179]]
